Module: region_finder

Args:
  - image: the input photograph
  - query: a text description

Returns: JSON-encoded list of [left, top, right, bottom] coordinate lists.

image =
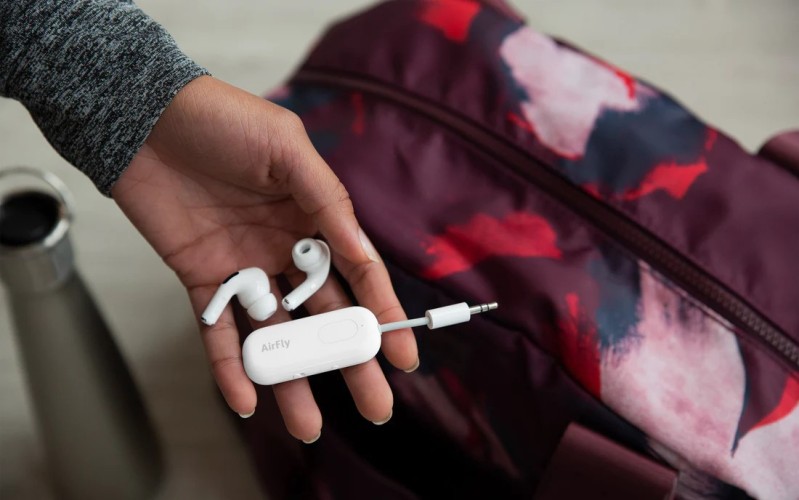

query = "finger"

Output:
[[341, 359, 393, 425], [271, 111, 417, 371], [332, 245, 419, 373], [277, 118, 365, 264], [248, 279, 322, 442], [188, 284, 257, 417], [272, 380, 323, 443], [285, 268, 393, 423]]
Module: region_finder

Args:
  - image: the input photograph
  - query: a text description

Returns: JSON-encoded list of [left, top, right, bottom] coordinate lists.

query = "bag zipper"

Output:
[[293, 67, 799, 371]]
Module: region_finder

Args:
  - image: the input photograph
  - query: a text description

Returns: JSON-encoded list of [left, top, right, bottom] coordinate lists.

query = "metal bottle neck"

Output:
[[0, 189, 75, 295]]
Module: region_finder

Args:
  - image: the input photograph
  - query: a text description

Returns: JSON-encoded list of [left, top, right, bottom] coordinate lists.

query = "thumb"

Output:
[[276, 111, 374, 268], [276, 111, 417, 370]]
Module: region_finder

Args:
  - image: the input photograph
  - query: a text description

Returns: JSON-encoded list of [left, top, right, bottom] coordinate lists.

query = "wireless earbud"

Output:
[[282, 238, 331, 312], [198, 239, 499, 386], [201, 239, 330, 325], [201, 267, 277, 326]]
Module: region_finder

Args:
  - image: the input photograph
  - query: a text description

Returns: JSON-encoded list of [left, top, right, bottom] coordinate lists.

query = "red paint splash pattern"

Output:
[[558, 293, 601, 397], [418, 0, 481, 42], [750, 374, 799, 432], [581, 128, 716, 201], [506, 111, 535, 133], [592, 58, 636, 99], [619, 159, 708, 201], [351, 92, 365, 135], [614, 69, 636, 99], [581, 183, 602, 199], [422, 211, 562, 279], [704, 129, 718, 151]]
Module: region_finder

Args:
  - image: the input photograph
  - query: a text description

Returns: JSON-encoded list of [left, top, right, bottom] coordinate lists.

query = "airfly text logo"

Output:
[[262, 339, 290, 352]]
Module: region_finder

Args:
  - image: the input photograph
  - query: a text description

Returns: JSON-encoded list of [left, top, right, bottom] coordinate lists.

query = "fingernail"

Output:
[[358, 227, 380, 263], [403, 358, 420, 373], [238, 410, 255, 419], [302, 431, 321, 444], [372, 409, 393, 426]]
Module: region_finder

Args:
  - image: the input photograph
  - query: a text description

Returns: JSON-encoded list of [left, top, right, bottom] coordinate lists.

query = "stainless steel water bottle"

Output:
[[0, 167, 163, 500]]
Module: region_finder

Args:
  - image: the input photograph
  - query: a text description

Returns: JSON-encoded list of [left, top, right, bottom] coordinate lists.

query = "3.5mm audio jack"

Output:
[[469, 303, 498, 314], [379, 302, 499, 333]]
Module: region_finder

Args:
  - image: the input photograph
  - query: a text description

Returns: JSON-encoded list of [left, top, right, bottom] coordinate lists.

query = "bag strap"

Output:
[[758, 129, 799, 178]]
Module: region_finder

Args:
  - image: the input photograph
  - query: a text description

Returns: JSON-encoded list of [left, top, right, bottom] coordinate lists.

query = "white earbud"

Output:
[[281, 238, 331, 312], [201, 267, 277, 326]]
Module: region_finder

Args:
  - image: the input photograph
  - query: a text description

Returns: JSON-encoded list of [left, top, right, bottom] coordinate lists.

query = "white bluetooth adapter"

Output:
[[241, 302, 497, 386], [243, 307, 379, 385]]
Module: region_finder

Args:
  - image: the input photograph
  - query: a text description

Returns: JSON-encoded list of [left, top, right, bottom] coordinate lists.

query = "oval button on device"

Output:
[[317, 319, 358, 344]]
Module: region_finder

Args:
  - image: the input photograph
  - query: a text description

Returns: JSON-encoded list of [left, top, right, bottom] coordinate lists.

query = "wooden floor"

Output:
[[1, 1, 797, 498]]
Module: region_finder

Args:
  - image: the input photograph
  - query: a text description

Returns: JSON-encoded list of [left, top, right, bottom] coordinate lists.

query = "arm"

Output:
[[1, 0, 418, 442], [0, 0, 207, 194]]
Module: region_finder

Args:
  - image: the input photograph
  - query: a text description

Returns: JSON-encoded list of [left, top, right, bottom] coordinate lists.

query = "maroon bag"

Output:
[[241, 1, 799, 498]]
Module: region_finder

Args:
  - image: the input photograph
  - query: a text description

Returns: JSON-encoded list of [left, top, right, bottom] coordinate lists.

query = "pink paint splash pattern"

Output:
[[599, 267, 799, 499], [417, 0, 481, 43], [421, 211, 561, 280], [592, 58, 637, 99], [499, 26, 643, 159], [557, 293, 601, 397]]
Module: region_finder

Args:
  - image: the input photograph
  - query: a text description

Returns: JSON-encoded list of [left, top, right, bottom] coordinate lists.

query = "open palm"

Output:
[[112, 77, 417, 442]]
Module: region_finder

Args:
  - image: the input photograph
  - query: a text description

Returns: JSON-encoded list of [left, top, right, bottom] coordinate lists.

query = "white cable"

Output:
[[378, 317, 429, 332], [379, 302, 498, 333]]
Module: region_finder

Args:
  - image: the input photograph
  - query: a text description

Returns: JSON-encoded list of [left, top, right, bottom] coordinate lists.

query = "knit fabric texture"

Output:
[[0, 0, 209, 196]]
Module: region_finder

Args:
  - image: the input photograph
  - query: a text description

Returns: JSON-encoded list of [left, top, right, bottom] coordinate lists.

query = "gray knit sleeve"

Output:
[[0, 0, 210, 196]]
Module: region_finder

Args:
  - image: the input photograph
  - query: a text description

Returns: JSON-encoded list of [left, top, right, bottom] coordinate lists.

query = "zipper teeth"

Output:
[[293, 68, 799, 370]]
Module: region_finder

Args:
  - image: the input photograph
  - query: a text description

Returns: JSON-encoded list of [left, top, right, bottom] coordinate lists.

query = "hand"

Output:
[[112, 76, 418, 441]]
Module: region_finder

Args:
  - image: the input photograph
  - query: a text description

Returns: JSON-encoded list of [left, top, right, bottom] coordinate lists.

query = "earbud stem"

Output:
[[283, 287, 317, 312], [282, 239, 330, 312], [201, 287, 234, 326]]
